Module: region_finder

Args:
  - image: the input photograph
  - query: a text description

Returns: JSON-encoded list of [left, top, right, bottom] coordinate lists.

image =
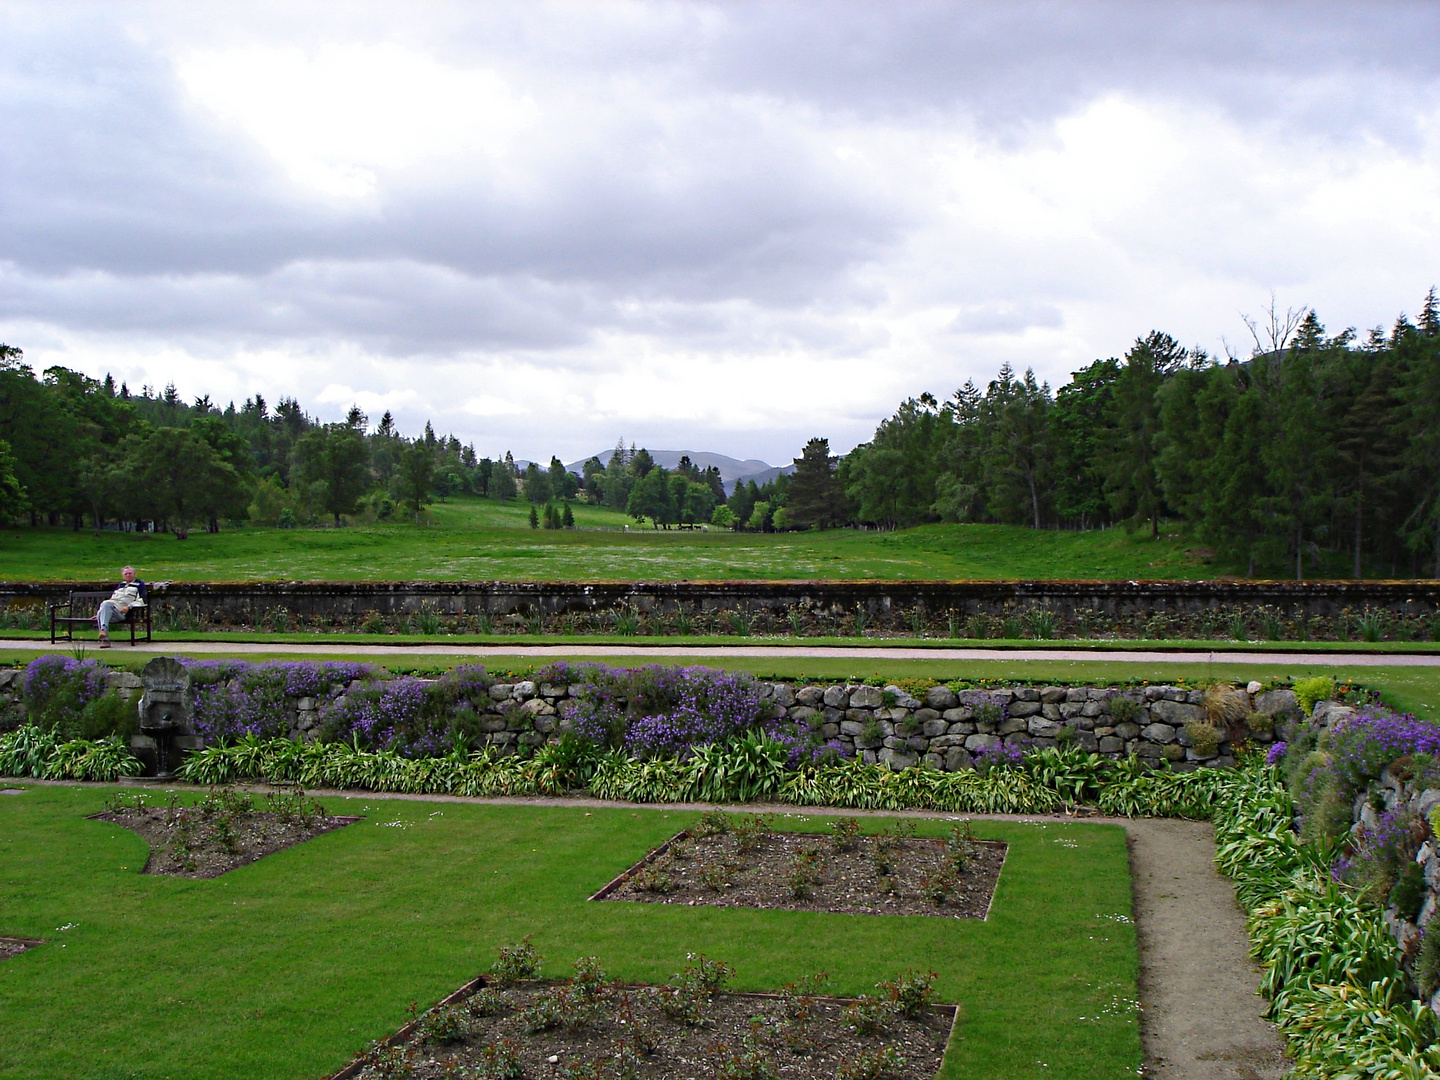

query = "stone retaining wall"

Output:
[[0, 664, 1301, 771], [2, 579, 1437, 626]]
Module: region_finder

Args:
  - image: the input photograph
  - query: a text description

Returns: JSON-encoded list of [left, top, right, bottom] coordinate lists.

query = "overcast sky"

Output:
[[3, 2, 1438, 466]]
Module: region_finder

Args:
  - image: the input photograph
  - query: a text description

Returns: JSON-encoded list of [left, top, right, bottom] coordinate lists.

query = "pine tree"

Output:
[[562, 502, 575, 528], [528, 504, 539, 529]]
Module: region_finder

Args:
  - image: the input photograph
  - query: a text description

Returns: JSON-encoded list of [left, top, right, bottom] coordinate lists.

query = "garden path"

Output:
[[53, 639, 1440, 666]]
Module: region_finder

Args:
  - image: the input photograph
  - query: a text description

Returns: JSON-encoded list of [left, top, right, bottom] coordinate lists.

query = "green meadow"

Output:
[[0, 496, 1230, 582]]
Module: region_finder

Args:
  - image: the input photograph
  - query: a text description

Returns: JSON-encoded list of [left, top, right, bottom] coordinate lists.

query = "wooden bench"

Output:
[[50, 590, 152, 646]]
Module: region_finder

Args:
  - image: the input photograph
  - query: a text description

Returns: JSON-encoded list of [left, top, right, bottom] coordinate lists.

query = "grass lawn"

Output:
[[0, 787, 1139, 1080], [0, 497, 1239, 581]]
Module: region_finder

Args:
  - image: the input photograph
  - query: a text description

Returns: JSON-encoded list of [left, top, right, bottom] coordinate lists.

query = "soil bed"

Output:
[[95, 790, 359, 879], [341, 978, 955, 1080], [0, 937, 43, 961], [596, 819, 1005, 919]]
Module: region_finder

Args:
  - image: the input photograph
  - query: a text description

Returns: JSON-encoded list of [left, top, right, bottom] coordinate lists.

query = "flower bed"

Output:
[[95, 787, 359, 878], [595, 814, 1005, 920], [340, 945, 954, 1080]]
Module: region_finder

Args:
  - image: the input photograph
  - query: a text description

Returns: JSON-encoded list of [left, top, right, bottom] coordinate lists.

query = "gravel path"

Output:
[[31, 638, 1440, 665], [79, 781, 1291, 1076]]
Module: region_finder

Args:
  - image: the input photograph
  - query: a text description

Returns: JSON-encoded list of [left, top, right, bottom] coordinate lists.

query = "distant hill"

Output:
[[566, 450, 791, 493]]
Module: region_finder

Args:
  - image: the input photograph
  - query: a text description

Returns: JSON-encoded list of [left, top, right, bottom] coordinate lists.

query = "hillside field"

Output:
[[0, 495, 1312, 582]]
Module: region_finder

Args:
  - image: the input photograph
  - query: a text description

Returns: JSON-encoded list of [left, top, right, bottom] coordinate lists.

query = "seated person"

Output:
[[95, 566, 146, 647]]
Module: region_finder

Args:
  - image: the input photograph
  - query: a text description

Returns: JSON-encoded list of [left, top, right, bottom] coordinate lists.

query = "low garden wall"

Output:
[[0, 658, 1298, 772], [2, 579, 1439, 640]]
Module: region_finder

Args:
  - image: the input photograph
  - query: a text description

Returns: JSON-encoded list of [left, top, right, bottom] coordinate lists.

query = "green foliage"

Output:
[[1293, 676, 1336, 717], [0, 723, 140, 781], [490, 937, 542, 986]]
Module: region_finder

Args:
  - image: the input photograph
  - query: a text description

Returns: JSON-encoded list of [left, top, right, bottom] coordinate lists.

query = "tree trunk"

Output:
[[1353, 497, 1363, 579], [1151, 507, 1159, 540], [1295, 527, 1304, 580]]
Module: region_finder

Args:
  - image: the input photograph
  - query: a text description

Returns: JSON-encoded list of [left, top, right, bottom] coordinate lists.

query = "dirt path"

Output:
[[1128, 819, 1288, 1079], [39, 778, 1289, 1076], [20, 638, 1439, 665]]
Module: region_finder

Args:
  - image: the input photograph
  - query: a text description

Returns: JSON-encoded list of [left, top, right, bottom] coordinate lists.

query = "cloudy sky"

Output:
[[3, 2, 1438, 465]]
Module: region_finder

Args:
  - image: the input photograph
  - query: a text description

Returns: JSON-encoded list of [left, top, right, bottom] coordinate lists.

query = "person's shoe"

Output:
[[99, 640, 112, 649]]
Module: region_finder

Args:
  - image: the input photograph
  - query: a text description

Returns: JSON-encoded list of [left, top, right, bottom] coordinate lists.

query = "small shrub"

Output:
[[418, 1003, 469, 1044], [1293, 675, 1337, 716], [634, 863, 675, 894], [362, 1044, 415, 1079], [466, 987, 507, 1017], [1108, 696, 1141, 724], [1246, 711, 1274, 737], [1388, 863, 1426, 921], [946, 821, 976, 872], [965, 614, 988, 639], [786, 852, 822, 899], [880, 970, 938, 1017], [918, 866, 959, 906], [875, 821, 916, 851], [475, 1038, 525, 1080], [839, 1045, 905, 1080], [1418, 928, 1440, 999], [1184, 720, 1221, 758], [844, 993, 898, 1035], [693, 809, 731, 837], [733, 814, 772, 854], [699, 861, 730, 891], [1023, 608, 1057, 640], [1357, 608, 1388, 642], [829, 817, 862, 852], [490, 936, 541, 985]]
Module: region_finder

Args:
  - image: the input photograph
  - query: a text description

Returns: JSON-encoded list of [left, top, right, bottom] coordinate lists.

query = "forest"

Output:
[[1, 289, 1437, 578]]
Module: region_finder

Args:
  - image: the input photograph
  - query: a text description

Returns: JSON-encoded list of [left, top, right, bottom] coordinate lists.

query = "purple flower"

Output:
[[1266, 741, 1288, 766]]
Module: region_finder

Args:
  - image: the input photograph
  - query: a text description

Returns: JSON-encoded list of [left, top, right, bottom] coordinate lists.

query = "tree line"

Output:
[[0, 348, 797, 537], [835, 290, 1440, 578]]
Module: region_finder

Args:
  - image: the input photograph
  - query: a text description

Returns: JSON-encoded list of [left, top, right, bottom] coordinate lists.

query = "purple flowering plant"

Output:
[[182, 659, 379, 742], [22, 654, 109, 731], [316, 664, 494, 757], [539, 662, 781, 758]]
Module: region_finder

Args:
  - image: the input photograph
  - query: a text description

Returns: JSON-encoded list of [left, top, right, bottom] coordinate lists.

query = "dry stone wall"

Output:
[[0, 664, 1299, 771]]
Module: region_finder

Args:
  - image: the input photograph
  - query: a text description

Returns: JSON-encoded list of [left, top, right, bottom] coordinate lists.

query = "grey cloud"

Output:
[[949, 303, 1065, 335]]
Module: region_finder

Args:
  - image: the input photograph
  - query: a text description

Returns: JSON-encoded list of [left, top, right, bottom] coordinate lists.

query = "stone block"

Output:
[[1094, 725, 1115, 737], [1150, 700, 1203, 725], [1417, 789, 1440, 819], [839, 720, 866, 736], [1004, 732, 1031, 747], [520, 698, 554, 716], [1059, 702, 1084, 719], [105, 671, 143, 690], [1253, 689, 1298, 716], [821, 724, 840, 738], [946, 721, 976, 735], [1143, 686, 1167, 701], [1134, 741, 1164, 759], [797, 686, 825, 707], [789, 705, 819, 725], [928, 734, 965, 748], [941, 707, 973, 722], [944, 747, 972, 772], [1115, 721, 1141, 740], [1082, 701, 1104, 718], [998, 716, 1029, 735], [1074, 731, 1098, 752], [1040, 686, 1066, 704], [849, 685, 883, 708], [1008, 701, 1041, 718], [489, 684, 513, 701], [1313, 701, 1356, 727], [878, 747, 918, 770], [885, 686, 922, 709], [534, 716, 556, 734], [1014, 688, 1040, 702], [823, 685, 850, 708], [965, 733, 1001, 752], [1041, 703, 1062, 720], [913, 707, 940, 723], [1097, 736, 1124, 754], [1162, 744, 1186, 761], [925, 686, 958, 710], [481, 717, 508, 733], [512, 681, 537, 700], [1066, 687, 1088, 703], [772, 684, 796, 708], [921, 719, 948, 737], [1141, 722, 1178, 744], [823, 706, 845, 724], [1028, 718, 1064, 738]]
